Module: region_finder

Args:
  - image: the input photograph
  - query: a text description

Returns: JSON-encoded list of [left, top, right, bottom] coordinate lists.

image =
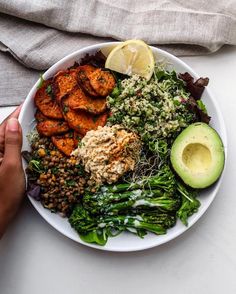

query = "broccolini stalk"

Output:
[[83, 189, 165, 212], [69, 168, 200, 246], [102, 194, 180, 215], [135, 211, 176, 229], [101, 215, 167, 235], [105, 165, 176, 193], [69, 204, 175, 245], [69, 204, 107, 245], [83, 189, 180, 215], [69, 203, 97, 233], [176, 182, 200, 225]]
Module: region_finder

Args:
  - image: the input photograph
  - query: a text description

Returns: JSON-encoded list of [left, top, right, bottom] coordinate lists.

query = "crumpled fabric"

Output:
[[0, 0, 236, 105]]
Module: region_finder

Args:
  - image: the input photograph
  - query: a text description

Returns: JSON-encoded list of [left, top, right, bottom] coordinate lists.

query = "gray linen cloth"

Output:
[[0, 0, 236, 106]]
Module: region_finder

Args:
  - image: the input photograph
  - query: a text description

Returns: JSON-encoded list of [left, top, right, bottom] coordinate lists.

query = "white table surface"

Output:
[[0, 46, 236, 294]]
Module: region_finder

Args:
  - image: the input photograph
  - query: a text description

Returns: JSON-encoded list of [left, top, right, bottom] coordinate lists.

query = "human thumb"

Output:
[[2, 118, 22, 169]]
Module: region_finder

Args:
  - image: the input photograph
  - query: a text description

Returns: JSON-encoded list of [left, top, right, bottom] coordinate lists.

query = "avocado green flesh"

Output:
[[170, 122, 225, 189]]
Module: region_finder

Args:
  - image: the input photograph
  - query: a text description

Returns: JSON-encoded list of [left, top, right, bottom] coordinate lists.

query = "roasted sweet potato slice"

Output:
[[51, 133, 75, 156], [36, 120, 69, 137], [77, 65, 99, 97], [67, 87, 107, 114], [62, 98, 107, 135], [35, 110, 48, 122], [53, 69, 79, 103], [34, 80, 63, 119], [66, 110, 107, 135], [88, 68, 116, 96]]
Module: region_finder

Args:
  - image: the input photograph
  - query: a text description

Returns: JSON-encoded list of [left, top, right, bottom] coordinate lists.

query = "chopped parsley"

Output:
[[46, 84, 52, 95], [75, 164, 85, 176], [78, 141, 85, 148], [63, 105, 69, 113], [51, 167, 59, 174], [66, 180, 76, 187]]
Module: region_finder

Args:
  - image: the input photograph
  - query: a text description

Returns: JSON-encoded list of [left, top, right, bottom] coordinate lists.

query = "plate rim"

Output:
[[19, 42, 228, 252]]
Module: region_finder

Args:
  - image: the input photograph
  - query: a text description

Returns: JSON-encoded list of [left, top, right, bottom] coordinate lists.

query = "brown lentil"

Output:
[[26, 137, 87, 216]]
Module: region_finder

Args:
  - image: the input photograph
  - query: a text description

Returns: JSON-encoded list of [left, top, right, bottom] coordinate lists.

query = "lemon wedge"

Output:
[[105, 40, 155, 80]]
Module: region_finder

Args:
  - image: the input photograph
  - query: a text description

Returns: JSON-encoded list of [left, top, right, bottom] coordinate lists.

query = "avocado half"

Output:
[[170, 122, 225, 189]]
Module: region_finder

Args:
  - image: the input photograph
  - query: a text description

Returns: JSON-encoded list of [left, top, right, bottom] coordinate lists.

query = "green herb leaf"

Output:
[[63, 105, 69, 113], [29, 159, 44, 173], [78, 141, 85, 148], [197, 100, 208, 114], [176, 182, 200, 226], [51, 167, 59, 174], [37, 74, 44, 89], [79, 230, 107, 246], [155, 70, 166, 81], [66, 180, 76, 187], [75, 164, 85, 176], [46, 84, 52, 95], [110, 86, 120, 98]]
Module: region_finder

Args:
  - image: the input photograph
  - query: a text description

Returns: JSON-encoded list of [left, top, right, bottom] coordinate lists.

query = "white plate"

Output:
[[19, 42, 227, 252]]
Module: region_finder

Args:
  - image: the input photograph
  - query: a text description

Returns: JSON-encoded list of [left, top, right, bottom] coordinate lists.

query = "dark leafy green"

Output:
[[105, 165, 176, 194], [185, 96, 211, 124], [28, 159, 44, 173], [83, 189, 180, 215], [178, 72, 209, 100], [69, 203, 176, 245], [176, 182, 200, 225], [69, 165, 185, 245], [27, 183, 41, 201], [155, 69, 185, 89]]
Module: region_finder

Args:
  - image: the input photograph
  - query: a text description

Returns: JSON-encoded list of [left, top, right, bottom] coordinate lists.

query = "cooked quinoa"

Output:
[[107, 70, 195, 143]]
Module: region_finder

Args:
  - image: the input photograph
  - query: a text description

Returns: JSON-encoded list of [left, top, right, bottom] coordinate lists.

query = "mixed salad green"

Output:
[[69, 64, 208, 245]]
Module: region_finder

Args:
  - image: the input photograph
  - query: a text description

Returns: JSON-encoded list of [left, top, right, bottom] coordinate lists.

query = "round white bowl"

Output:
[[19, 42, 227, 252]]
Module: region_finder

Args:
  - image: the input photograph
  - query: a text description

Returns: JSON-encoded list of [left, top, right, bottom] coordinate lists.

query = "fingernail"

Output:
[[7, 118, 19, 132]]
